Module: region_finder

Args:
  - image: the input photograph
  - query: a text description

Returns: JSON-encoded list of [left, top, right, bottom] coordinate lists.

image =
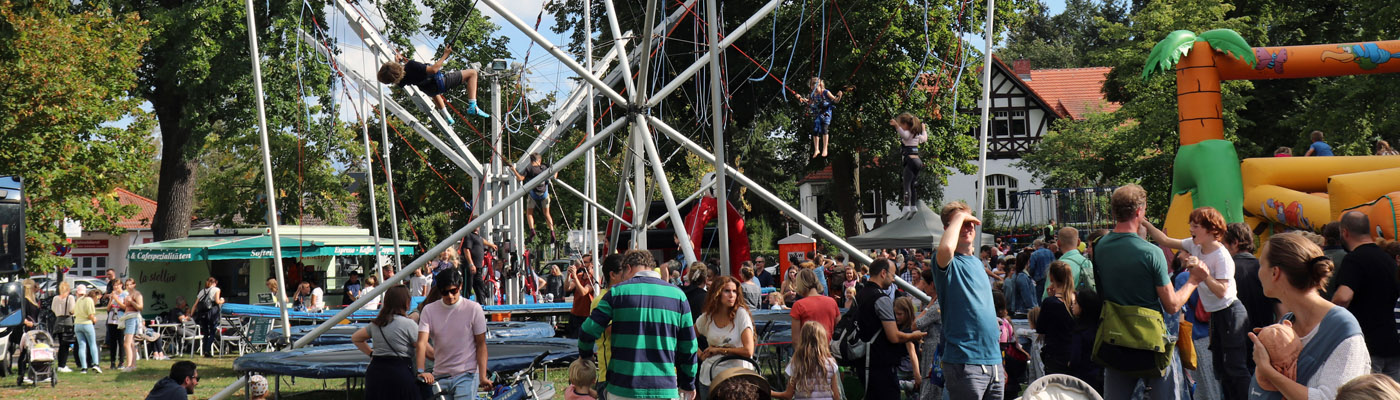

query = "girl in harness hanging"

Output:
[[891, 112, 928, 211], [797, 78, 848, 158]]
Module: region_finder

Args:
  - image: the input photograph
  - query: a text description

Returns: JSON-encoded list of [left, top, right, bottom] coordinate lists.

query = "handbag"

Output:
[[1178, 319, 1198, 370], [376, 324, 434, 399], [1091, 301, 1173, 378]]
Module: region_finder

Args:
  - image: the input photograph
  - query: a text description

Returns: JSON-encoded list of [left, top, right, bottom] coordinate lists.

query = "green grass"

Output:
[[0, 355, 577, 400]]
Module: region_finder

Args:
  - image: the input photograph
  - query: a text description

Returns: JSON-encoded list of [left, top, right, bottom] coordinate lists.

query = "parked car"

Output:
[[35, 274, 109, 299]]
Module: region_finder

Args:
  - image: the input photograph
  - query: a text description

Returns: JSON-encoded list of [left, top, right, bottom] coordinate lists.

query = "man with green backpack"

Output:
[[1093, 184, 1207, 400], [1044, 227, 1095, 299]]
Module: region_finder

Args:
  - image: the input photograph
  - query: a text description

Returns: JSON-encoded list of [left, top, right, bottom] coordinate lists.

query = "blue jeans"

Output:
[[75, 323, 98, 369], [1104, 350, 1186, 400], [438, 371, 480, 400]]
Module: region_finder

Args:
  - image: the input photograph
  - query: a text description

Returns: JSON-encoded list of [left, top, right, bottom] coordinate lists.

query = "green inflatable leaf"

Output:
[[1197, 29, 1258, 68], [1142, 30, 1198, 81]]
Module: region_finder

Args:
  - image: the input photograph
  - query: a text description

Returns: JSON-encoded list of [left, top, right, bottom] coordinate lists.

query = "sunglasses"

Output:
[[444, 286, 461, 295]]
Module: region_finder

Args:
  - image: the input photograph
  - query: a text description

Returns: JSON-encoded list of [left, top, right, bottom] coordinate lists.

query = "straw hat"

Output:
[[708, 367, 770, 400]]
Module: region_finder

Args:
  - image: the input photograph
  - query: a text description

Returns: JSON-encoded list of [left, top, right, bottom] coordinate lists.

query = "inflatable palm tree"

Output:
[[1141, 29, 1256, 231]]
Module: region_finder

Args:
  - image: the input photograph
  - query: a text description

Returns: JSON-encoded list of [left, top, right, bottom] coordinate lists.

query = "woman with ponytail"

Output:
[[1248, 233, 1370, 400]]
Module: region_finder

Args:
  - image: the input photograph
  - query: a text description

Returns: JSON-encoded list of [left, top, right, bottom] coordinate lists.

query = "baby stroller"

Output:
[[17, 328, 57, 387]]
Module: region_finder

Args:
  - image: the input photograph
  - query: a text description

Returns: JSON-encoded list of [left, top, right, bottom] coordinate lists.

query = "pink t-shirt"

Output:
[[418, 299, 488, 376]]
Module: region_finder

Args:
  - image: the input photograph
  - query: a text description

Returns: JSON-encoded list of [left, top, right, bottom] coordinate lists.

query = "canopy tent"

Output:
[[128, 230, 415, 262], [128, 226, 416, 317], [845, 202, 994, 250]]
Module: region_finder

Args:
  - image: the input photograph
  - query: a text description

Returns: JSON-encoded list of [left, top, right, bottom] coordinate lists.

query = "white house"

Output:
[[798, 56, 1119, 234], [67, 188, 156, 277]]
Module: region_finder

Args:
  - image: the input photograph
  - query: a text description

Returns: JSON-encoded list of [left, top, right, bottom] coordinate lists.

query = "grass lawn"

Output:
[[0, 356, 576, 400]]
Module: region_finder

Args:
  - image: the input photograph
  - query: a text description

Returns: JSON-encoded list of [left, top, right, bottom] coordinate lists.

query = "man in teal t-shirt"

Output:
[[1096, 184, 1204, 400], [1046, 226, 1094, 299], [933, 201, 1002, 399]]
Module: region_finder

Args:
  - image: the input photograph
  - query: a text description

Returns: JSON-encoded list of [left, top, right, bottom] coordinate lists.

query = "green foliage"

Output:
[[819, 211, 845, 254], [0, 0, 154, 273], [1002, 0, 1130, 69], [1141, 30, 1197, 79]]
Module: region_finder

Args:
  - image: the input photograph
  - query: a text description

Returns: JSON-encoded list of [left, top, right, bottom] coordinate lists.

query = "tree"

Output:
[[129, 0, 343, 240], [0, 0, 154, 272], [1002, 0, 1129, 69]]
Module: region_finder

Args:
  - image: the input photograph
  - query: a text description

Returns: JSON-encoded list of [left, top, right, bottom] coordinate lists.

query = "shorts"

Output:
[[527, 191, 550, 210], [812, 112, 831, 137], [122, 314, 142, 333], [423, 70, 462, 96]]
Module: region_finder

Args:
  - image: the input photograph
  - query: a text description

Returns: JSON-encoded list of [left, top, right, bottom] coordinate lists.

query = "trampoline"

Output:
[[234, 338, 579, 379], [268, 321, 556, 347]]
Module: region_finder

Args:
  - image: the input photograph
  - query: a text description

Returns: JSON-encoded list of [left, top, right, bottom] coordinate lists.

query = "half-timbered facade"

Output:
[[798, 56, 1118, 234]]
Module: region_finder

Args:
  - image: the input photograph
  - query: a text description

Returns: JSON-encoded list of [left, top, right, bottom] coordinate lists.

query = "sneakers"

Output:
[[444, 113, 456, 125], [81, 368, 88, 374], [122, 366, 137, 373], [38, 376, 51, 383], [466, 102, 491, 118], [57, 366, 72, 373], [22, 377, 33, 384], [91, 366, 103, 374]]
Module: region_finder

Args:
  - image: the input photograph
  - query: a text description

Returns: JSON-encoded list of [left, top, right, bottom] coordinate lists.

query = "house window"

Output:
[[862, 190, 883, 216], [986, 174, 1019, 210], [1010, 110, 1028, 137], [992, 111, 1011, 137], [70, 255, 107, 277]]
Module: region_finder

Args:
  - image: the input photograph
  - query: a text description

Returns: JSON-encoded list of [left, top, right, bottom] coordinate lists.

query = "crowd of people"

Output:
[[11, 180, 1391, 399], [558, 183, 1400, 400]]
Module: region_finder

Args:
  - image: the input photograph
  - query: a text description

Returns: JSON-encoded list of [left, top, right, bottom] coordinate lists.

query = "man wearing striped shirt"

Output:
[[579, 250, 699, 400]]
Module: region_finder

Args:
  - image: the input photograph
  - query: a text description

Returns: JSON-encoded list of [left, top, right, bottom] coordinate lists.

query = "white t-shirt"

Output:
[[695, 308, 755, 349], [409, 275, 430, 297], [362, 285, 381, 310], [311, 287, 326, 312], [784, 357, 839, 400], [1183, 238, 1238, 312]]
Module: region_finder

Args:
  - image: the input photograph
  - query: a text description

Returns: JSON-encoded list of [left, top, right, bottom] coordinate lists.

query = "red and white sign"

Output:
[[72, 239, 109, 249]]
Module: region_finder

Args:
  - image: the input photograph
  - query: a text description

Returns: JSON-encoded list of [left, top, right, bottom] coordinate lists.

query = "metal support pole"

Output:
[[631, 128, 649, 250], [647, 181, 715, 229], [584, 0, 598, 267], [648, 115, 930, 302], [554, 179, 633, 228], [645, 0, 781, 108], [380, 80, 404, 268], [242, 0, 292, 347], [974, 0, 996, 249], [706, 0, 731, 273], [478, 0, 629, 106], [600, 0, 638, 96], [488, 75, 502, 239], [639, 122, 698, 264], [361, 84, 384, 275]]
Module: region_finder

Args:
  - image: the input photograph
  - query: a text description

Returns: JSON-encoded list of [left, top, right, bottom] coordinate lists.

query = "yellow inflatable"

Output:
[[1238, 157, 1400, 234]]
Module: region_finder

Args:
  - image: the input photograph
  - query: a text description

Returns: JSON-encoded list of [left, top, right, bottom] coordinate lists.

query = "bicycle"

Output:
[[423, 351, 554, 400]]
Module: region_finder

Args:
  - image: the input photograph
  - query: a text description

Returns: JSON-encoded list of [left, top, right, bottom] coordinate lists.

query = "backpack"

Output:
[[829, 293, 875, 366]]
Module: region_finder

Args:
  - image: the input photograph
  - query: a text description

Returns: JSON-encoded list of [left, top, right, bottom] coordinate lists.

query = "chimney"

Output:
[[1014, 59, 1032, 81]]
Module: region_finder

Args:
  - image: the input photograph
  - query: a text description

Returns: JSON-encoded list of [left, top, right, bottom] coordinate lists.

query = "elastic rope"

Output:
[[778, 0, 807, 100]]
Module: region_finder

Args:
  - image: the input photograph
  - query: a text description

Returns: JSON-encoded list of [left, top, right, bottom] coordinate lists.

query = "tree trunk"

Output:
[[829, 152, 864, 238], [151, 97, 197, 241]]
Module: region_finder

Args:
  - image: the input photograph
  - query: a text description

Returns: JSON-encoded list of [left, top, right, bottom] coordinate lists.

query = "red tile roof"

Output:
[[1023, 67, 1120, 120], [113, 188, 156, 230], [799, 165, 833, 183]]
